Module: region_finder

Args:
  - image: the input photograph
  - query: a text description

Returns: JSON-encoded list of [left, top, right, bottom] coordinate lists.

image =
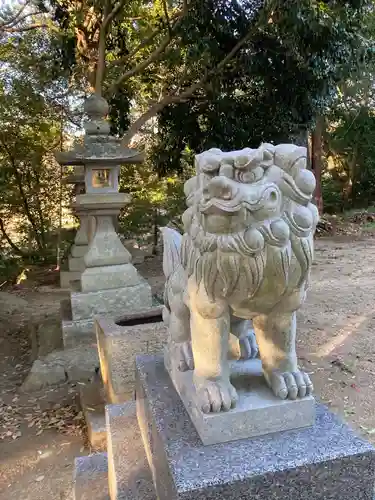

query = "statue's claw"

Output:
[[177, 341, 195, 372], [194, 377, 238, 413], [239, 330, 259, 360], [265, 369, 313, 400]]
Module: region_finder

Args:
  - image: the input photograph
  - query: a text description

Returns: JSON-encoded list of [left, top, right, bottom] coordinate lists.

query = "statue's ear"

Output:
[[244, 149, 264, 169], [263, 150, 273, 161]]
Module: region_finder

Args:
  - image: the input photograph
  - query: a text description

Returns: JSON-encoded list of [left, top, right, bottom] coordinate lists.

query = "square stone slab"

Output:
[[135, 355, 375, 500], [165, 348, 315, 445]]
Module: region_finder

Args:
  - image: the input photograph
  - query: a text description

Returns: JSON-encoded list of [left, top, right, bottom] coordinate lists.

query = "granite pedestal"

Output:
[[165, 346, 315, 445], [136, 355, 375, 500]]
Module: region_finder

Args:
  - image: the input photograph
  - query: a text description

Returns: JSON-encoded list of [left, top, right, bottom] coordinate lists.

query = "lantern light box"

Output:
[[85, 165, 119, 193]]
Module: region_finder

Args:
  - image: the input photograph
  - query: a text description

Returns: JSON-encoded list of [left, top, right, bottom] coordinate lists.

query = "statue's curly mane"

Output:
[[177, 145, 319, 301], [181, 213, 298, 300]]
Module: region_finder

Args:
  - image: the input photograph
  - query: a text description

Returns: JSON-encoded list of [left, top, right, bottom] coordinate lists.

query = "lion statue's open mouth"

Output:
[[200, 185, 280, 213]]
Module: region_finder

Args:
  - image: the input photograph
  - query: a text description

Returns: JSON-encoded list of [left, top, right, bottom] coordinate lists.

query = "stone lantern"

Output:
[[56, 94, 153, 324]]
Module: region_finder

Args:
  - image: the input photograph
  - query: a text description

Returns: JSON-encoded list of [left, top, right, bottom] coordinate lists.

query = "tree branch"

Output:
[[0, 217, 27, 257], [107, 11, 186, 96], [107, 35, 173, 95], [161, 0, 172, 35], [95, 0, 126, 95], [102, 0, 126, 32], [95, 1, 111, 94], [107, 8, 185, 71], [3, 22, 49, 33], [121, 27, 255, 144], [0, 0, 32, 28], [107, 25, 163, 69], [0, 136, 43, 250], [0, 3, 47, 33], [121, 97, 175, 144]]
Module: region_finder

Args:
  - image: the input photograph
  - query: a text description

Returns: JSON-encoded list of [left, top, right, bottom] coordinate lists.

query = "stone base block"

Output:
[[136, 355, 375, 500], [54, 345, 99, 381], [80, 263, 142, 293], [62, 318, 95, 349], [21, 359, 66, 392], [106, 402, 156, 500], [71, 244, 89, 258], [79, 380, 106, 451], [21, 345, 99, 392], [73, 453, 109, 500], [69, 255, 86, 272], [96, 310, 167, 404], [165, 348, 315, 445], [71, 280, 153, 321], [30, 317, 63, 359], [60, 270, 82, 289]]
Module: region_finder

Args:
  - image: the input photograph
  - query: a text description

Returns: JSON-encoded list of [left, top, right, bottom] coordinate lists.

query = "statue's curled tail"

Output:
[[160, 227, 183, 325]]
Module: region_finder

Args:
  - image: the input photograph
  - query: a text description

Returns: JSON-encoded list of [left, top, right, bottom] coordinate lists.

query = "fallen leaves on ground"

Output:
[[347, 211, 375, 224], [316, 211, 375, 238], [0, 400, 85, 441], [331, 357, 355, 374]]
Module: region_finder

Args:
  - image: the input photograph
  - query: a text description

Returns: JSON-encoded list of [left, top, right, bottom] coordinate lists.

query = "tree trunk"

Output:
[[11, 163, 44, 251], [347, 144, 359, 209], [0, 217, 27, 257], [152, 208, 158, 255], [311, 116, 324, 215]]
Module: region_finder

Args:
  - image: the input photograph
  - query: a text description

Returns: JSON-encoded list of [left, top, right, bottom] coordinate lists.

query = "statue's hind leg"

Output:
[[229, 316, 259, 360], [253, 311, 313, 400], [168, 294, 194, 372]]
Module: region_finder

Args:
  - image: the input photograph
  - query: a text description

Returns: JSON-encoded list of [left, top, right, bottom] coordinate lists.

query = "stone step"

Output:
[[62, 319, 96, 349], [71, 279, 82, 292], [60, 270, 83, 290], [69, 255, 86, 272], [79, 377, 107, 451], [21, 345, 99, 392], [71, 244, 89, 258], [106, 402, 156, 500], [61, 298, 96, 349], [73, 452, 109, 500], [61, 298, 73, 321]]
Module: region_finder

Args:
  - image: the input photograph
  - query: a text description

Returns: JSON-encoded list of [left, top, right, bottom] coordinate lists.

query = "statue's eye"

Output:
[[237, 166, 264, 183]]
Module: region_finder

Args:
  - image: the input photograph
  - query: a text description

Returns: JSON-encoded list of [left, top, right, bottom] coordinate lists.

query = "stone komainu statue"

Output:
[[161, 144, 318, 414]]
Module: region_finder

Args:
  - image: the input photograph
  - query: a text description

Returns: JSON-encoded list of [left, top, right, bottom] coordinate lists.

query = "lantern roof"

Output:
[[56, 94, 144, 167]]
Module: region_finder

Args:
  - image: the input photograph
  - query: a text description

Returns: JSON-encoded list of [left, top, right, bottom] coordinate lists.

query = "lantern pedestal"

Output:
[[69, 192, 153, 321]]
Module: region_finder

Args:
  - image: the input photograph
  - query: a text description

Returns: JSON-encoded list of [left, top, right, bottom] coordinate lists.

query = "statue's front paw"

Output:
[[239, 330, 259, 360], [265, 370, 313, 400], [176, 341, 194, 372], [194, 376, 238, 413]]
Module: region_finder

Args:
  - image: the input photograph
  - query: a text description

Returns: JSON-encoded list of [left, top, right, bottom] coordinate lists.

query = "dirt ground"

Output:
[[1, 235, 375, 499], [0, 286, 87, 500]]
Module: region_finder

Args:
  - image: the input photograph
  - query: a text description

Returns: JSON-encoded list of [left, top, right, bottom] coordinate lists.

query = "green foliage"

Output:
[[321, 176, 346, 214], [118, 159, 193, 244], [0, 24, 70, 261], [324, 109, 375, 210], [0, 254, 23, 283], [153, 0, 373, 174], [323, 0, 375, 212], [108, 86, 132, 137], [1, 0, 375, 261]]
